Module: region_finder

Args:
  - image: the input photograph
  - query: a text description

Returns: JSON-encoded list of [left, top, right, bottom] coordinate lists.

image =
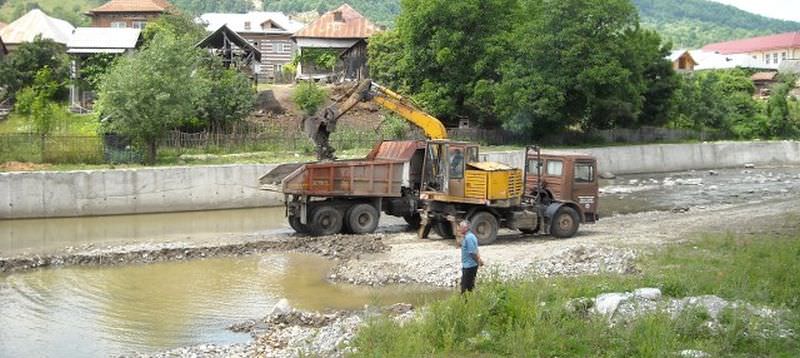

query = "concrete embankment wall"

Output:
[[0, 164, 283, 219], [2, 141, 799, 219], [483, 141, 800, 175]]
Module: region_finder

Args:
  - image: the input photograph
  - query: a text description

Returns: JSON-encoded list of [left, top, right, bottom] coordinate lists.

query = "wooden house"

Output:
[[199, 12, 303, 82], [751, 71, 778, 96], [292, 4, 381, 81], [196, 24, 262, 82], [85, 0, 173, 28], [668, 50, 698, 72]]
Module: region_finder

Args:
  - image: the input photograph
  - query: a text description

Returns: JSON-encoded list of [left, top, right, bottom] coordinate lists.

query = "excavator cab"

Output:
[[421, 140, 479, 198]]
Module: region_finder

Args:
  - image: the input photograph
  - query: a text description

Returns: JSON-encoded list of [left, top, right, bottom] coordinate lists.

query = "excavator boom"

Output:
[[303, 80, 447, 160]]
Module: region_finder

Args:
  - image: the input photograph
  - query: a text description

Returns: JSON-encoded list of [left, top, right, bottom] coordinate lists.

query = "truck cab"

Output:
[[526, 151, 599, 223]]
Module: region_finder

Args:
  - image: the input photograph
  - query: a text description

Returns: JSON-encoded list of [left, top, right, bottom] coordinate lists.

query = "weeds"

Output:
[[351, 229, 800, 357]]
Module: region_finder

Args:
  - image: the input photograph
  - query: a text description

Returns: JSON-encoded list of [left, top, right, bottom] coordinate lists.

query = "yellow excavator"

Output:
[[261, 80, 593, 243], [302, 80, 447, 161]]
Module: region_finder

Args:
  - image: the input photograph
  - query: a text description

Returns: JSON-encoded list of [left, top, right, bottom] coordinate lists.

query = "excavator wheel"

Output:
[[469, 211, 499, 245], [346, 203, 380, 234], [308, 205, 344, 236], [403, 213, 421, 230], [433, 221, 455, 240], [288, 215, 309, 234]]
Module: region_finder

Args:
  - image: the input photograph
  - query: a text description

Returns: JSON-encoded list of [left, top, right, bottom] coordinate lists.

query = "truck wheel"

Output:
[[309, 205, 344, 236], [470, 211, 498, 245], [433, 221, 455, 240], [403, 213, 421, 230], [288, 215, 309, 234], [347, 203, 380, 234], [551, 206, 580, 238]]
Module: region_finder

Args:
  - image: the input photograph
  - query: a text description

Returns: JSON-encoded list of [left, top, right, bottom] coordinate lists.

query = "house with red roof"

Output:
[[86, 0, 173, 29], [292, 4, 381, 81], [702, 32, 800, 69]]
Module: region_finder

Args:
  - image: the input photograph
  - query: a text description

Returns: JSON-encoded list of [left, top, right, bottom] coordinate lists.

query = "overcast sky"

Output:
[[710, 0, 800, 22]]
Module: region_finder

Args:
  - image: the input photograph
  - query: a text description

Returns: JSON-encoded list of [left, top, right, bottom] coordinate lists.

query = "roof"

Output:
[[702, 32, 800, 54], [88, 0, 173, 14], [66, 27, 141, 54], [198, 12, 303, 35], [0, 9, 74, 45], [196, 24, 262, 62], [689, 50, 764, 71], [751, 71, 777, 81], [668, 50, 698, 65], [467, 162, 515, 171], [293, 4, 381, 39]]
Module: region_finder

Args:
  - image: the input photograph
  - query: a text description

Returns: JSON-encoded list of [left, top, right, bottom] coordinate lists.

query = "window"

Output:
[[449, 148, 465, 179], [466, 147, 479, 163], [765, 54, 769, 64], [526, 159, 542, 174], [111, 22, 127, 28], [131, 21, 146, 29], [546, 160, 563, 176], [244, 21, 251, 30], [274, 64, 283, 75], [282, 43, 292, 53], [773, 53, 778, 63], [574, 162, 595, 183], [782, 52, 787, 60]]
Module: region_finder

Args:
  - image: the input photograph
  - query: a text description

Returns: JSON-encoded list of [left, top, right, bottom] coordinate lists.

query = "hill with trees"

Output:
[[3, 0, 799, 47], [633, 0, 800, 48]]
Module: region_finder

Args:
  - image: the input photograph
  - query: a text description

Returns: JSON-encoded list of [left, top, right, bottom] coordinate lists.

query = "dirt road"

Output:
[[332, 198, 800, 288]]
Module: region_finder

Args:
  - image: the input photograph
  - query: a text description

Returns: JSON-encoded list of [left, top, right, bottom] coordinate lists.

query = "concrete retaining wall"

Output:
[[482, 141, 800, 175], [0, 164, 283, 219], [2, 141, 799, 219]]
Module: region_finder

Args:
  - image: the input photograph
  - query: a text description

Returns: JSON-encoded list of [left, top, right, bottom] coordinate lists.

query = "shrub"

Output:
[[292, 81, 328, 116]]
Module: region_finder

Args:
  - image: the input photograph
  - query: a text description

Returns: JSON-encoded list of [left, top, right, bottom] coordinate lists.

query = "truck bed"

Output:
[[259, 159, 408, 198]]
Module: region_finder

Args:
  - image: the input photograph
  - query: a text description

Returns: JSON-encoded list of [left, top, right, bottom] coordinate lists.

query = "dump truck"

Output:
[[259, 80, 598, 242]]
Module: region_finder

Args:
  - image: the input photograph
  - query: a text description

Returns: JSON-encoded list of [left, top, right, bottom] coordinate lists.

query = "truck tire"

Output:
[[470, 211, 499, 245], [288, 215, 309, 234], [309, 205, 344, 236], [551, 206, 580, 238], [346, 203, 380, 234], [403, 213, 421, 230]]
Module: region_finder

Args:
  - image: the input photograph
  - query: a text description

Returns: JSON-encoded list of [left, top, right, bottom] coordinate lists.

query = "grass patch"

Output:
[[0, 111, 100, 135], [351, 226, 800, 357]]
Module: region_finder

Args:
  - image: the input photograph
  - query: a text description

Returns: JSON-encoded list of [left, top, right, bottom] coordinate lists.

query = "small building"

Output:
[[0, 9, 74, 52], [689, 50, 763, 71], [668, 50, 698, 72], [66, 27, 143, 111], [199, 12, 303, 82], [196, 24, 262, 82], [751, 71, 778, 96], [85, 0, 173, 28], [292, 4, 381, 81], [702, 32, 800, 70]]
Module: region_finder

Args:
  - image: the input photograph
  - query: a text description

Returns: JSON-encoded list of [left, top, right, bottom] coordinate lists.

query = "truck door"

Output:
[[573, 160, 598, 222], [448, 145, 466, 197], [422, 142, 449, 193]]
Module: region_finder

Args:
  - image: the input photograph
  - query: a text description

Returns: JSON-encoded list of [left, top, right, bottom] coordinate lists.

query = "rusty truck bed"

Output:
[[259, 159, 408, 197]]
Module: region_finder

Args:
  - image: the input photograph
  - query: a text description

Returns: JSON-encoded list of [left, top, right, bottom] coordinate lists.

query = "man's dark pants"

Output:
[[461, 266, 478, 293]]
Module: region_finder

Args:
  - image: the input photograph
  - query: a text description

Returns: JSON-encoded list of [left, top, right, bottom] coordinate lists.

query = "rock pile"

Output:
[[568, 288, 794, 339]]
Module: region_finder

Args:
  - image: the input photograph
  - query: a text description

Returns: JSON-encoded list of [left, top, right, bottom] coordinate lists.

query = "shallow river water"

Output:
[[1, 166, 798, 357], [0, 253, 446, 357]]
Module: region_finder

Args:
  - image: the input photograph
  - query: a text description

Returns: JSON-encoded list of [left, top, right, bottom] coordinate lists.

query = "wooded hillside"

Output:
[[2, 0, 799, 47]]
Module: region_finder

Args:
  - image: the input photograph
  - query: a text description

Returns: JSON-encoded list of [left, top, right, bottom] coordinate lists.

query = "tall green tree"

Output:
[[0, 36, 69, 99], [195, 59, 255, 132], [97, 33, 206, 164]]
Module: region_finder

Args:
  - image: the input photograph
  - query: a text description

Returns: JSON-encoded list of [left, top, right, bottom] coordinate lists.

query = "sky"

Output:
[[710, 0, 800, 22]]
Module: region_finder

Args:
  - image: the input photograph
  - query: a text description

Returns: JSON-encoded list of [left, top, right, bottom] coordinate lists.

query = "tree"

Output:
[[96, 33, 206, 164], [767, 84, 796, 138], [495, 0, 662, 134], [142, 13, 208, 45], [292, 82, 328, 116], [195, 58, 255, 132], [0, 36, 69, 99], [13, 67, 63, 155]]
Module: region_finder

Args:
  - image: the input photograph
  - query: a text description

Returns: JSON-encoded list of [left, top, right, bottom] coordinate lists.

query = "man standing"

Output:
[[459, 220, 484, 293]]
